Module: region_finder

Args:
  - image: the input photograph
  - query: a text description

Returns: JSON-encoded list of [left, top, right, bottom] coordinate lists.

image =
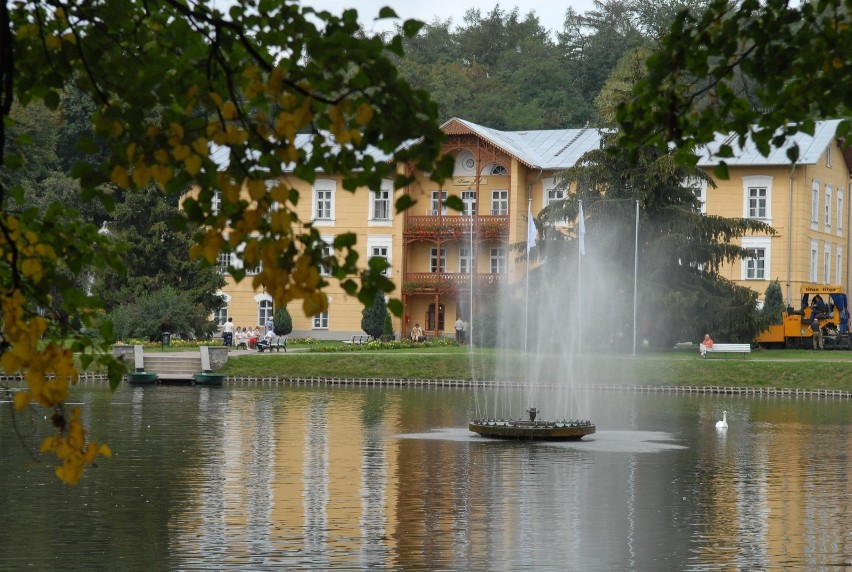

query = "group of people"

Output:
[[221, 317, 275, 349]]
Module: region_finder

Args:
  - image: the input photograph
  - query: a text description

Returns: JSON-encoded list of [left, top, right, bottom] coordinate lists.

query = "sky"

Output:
[[309, 0, 598, 34], [216, 1, 599, 35]]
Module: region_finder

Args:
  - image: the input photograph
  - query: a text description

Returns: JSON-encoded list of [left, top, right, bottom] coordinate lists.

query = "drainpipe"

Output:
[[786, 166, 794, 307]]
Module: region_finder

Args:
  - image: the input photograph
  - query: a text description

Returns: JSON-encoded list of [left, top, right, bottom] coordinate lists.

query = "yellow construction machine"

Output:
[[756, 285, 851, 349]]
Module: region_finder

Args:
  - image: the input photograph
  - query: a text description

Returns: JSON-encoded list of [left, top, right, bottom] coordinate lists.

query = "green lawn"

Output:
[[218, 346, 852, 391]]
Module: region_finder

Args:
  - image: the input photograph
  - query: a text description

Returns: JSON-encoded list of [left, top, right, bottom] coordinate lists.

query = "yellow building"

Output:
[[215, 118, 851, 339], [694, 119, 852, 307]]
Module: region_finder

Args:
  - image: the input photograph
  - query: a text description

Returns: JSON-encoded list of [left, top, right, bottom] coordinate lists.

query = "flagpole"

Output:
[[577, 200, 583, 354], [633, 200, 639, 356], [524, 199, 533, 352]]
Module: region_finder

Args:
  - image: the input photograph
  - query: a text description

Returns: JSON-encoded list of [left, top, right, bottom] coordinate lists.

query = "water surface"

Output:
[[0, 383, 849, 570]]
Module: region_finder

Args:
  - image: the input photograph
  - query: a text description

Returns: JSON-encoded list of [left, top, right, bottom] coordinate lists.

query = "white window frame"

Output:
[[837, 189, 844, 234], [319, 235, 334, 277], [810, 239, 818, 282], [217, 252, 231, 274], [823, 244, 831, 284], [459, 246, 473, 274], [212, 190, 222, 216], [491, 190, 508, 216], [542, 177, 567, 208], [490, 246, 507, 274], [483, 163, 507, 176], [741, 237, 771, 280], [211, 292, 231, 326], [430, 247, 446, 273], [742, 175, 771, 222], [837, 247, 843, 285], [687, 177, 707, 214], [312, 179, 336, 226], [431, 190, 448, 216], [313, 311, 329, 329], [367, 235, 393, 277], [461, 190, 477, 216], [368, 179, 392, 226], [811, 180, 820, 227], [255, 293, 273, 327], [826, 143, 833, 168], [825, 185, 832, 230]]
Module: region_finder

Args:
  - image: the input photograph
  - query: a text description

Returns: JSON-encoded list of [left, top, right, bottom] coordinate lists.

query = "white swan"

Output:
[[715, 410, 728, 429]]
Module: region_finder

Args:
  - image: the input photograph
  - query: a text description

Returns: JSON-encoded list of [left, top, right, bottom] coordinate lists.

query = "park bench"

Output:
[[706, 343, 751, 358], [342, 335, 370, 345]]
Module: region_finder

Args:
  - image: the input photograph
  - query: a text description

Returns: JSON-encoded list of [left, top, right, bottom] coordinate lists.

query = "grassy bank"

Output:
[[218, 347, 852, 392]]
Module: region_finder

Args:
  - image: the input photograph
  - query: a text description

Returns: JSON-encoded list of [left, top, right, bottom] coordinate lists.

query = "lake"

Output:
[[1, 381, 849, 570]]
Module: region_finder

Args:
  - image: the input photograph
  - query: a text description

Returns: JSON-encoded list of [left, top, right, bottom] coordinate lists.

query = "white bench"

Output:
[[342, 335, 370, 345], [706, 343, 751, 357]]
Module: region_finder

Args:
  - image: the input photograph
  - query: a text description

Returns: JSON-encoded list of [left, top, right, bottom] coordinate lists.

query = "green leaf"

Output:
[[395, 194, 415, 213], [445, 195, 464, 212], [387, 298, 403, 316]]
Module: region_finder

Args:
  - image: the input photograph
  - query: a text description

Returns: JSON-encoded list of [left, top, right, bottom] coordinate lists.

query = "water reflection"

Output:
[[0, 384, 849, 570]]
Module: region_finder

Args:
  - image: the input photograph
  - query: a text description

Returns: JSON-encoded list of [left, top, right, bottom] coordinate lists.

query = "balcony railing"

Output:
[[403, 272, 503, 295], [404, 215, 509, 240]]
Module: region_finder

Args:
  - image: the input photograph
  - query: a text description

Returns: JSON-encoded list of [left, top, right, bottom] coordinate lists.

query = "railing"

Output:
[[404, 215, 509, 240], [403, 272, 503, 294]]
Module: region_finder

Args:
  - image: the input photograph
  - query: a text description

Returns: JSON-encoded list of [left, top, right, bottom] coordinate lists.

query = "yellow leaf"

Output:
[[355, 102, 374, 125], [189, 140, 206, 159], [14, 391, 30, 411], [170, 122, 185, 140], [246, 179, 266, 200], [172, 144, 191, 161], [221, 101, 238, 120], [111, 165, 130, 188], [45, 35, 61, 50], [184, 154, 202, 175]]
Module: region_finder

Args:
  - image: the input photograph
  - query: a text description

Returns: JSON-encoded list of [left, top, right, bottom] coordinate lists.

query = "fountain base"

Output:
[[469, 419, 595, 441]]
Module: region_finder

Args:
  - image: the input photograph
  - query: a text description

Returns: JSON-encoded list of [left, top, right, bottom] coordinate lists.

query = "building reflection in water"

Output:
[[159, 388, 850, 570]]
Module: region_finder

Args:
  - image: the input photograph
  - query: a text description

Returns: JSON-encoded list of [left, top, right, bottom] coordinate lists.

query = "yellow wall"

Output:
[[213, 132, 849, 339], [709, 138, 850, 306]]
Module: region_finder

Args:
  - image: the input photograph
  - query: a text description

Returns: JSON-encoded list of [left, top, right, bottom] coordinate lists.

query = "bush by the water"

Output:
[[109, 286, 217, 342]]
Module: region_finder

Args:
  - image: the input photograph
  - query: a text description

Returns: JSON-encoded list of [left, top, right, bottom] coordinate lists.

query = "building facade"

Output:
[[214, 118, 851, 338]]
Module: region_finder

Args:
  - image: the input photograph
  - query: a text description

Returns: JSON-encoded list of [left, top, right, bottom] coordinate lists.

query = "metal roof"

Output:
[[442, 118, 604, 170], [211, 119, 843, 172], [695, 119, 843, 167]]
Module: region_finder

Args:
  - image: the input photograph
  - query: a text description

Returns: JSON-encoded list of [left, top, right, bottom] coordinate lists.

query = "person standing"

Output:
[[699, 333, 714, 358], [810, 319, 824, 350], [455, 317, 465, 344], [265, 316, 274, 336], [223, 317, 234, 347]]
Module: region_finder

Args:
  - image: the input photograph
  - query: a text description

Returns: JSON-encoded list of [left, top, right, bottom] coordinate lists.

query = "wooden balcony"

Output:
[[404, 215, 509, 241], [403, 272, 503, 295]]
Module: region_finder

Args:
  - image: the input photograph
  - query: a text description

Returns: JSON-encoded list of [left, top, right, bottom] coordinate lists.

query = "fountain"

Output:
[[468, 200, 599, 441], [468, 410, 596, 440]]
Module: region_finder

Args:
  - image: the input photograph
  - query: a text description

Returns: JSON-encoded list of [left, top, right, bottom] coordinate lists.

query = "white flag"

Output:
[[527, 205, 538, 253], [578, 201, 586, 256]]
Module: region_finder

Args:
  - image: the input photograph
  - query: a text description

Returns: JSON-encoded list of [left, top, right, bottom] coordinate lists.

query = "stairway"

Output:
[[142, 354, 202, 382]]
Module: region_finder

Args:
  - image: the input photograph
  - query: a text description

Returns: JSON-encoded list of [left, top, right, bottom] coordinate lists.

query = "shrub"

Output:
[[273, 306, 293, 336], [361, 291, 388, 339]]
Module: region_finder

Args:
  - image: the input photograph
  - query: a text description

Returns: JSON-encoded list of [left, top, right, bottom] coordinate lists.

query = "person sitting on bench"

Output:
[[410, 323, 424, 342]]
